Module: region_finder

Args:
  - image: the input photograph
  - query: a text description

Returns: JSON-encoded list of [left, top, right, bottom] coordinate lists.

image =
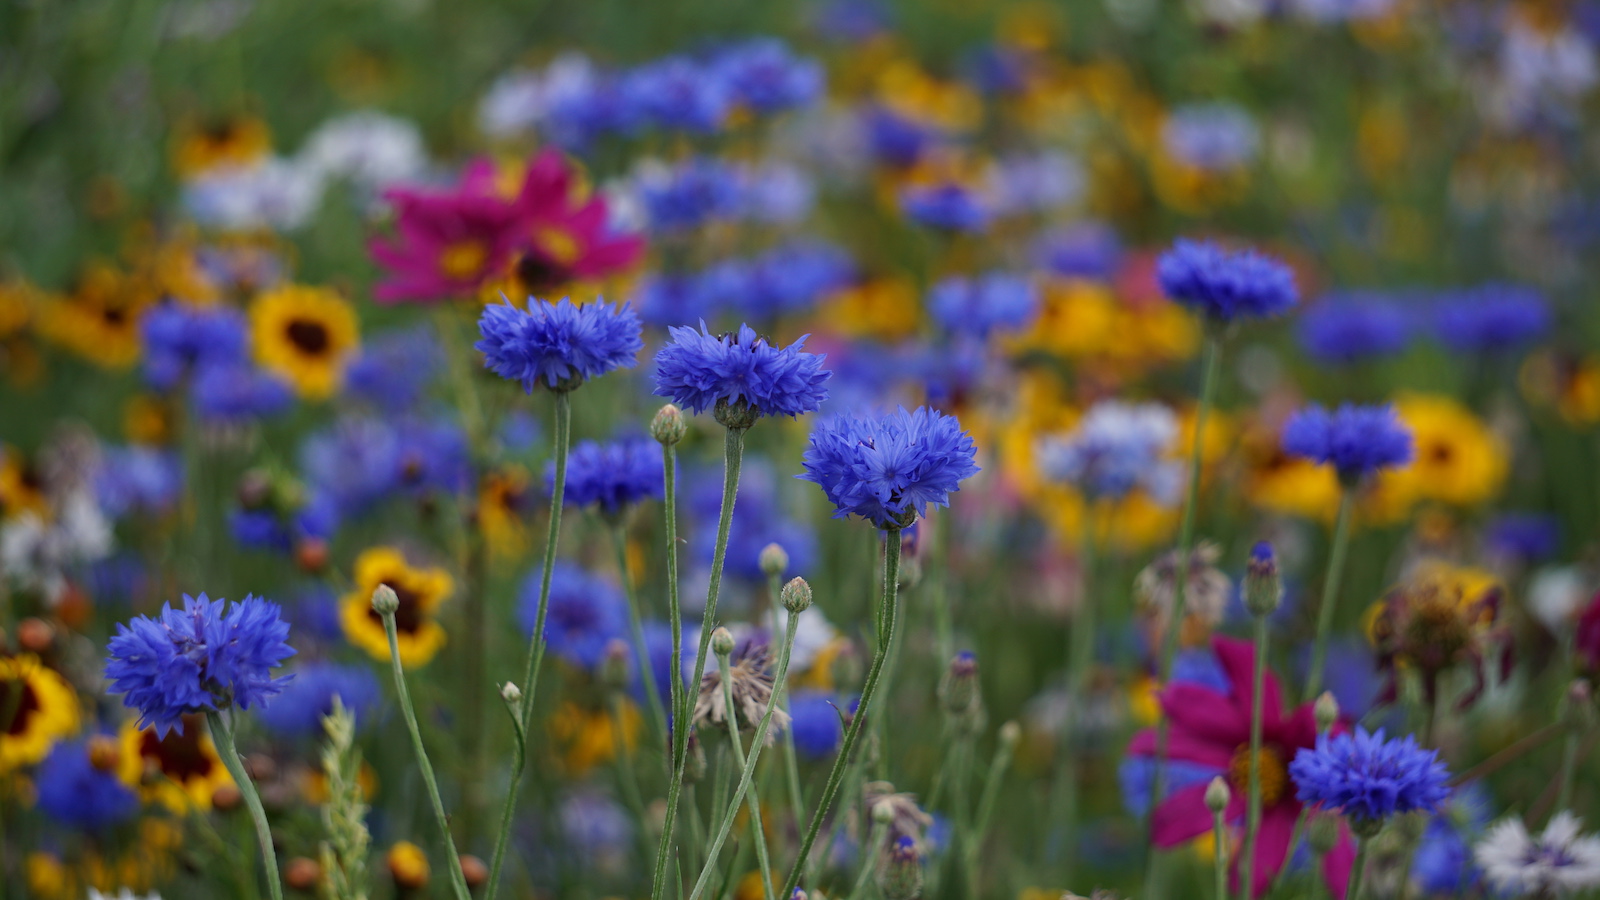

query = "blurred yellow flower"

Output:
[[480, 464, 534, 562], [0, 654, 79, 772], [0, 447, 49, 521], [1383, 394, 1509, 508], [1521, 349, 1600, 427], [26, 818, 180, 898], [387, 840, 431, 890], [550, 699, 642, 777], [816, 277, 922, 342], [116, 718, 233, 812], [36, 261, 154, 370], [341, 546, 454, 668], [251, 284, 360, 400], [876, 60, 983, 132], [1015, 279, 1198, 380], [172, 114, 272, 178]]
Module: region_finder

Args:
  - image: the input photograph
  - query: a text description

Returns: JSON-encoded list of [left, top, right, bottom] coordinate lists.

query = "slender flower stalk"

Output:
[[688, 603, 804, 900], [966, 721, 1021, 898], [848, 815, 892, 900], [206, 710, 285, 900], [651, 405, 690, 900], [781, 530, 903, 898], [612, 524, 669, 743], [376, 587, 472, 900], [768, 571, 807, 832], [1241, 617, 1270, 900], [1346, 834, 1372, 900], [1059, 511, 1100, 884], [1207, 777, 1231, 900], [486, 390, 571, 900], [1304, 488, 1354, 702], [715, 646, 775, 900]]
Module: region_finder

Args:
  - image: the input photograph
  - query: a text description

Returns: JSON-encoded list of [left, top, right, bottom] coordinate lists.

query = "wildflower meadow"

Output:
[[7, 1, 1600, 899]]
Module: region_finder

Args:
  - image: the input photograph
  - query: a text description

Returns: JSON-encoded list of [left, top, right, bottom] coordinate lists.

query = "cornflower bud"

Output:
[[650, 404, 687, 446], [1244, 541, 1283, 617]]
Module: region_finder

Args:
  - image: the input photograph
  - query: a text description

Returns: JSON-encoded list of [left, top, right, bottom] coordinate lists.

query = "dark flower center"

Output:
[[204, 121, 238, 143], [0, 677, 40, 736], [286, 319, 331, 356], [1228, 743, 1289, 807], [102, 306, 128, 327], [1426, 441, 1454, 464], [368, 579, 425, 634], [140, 718, 216, 782], [515, 251, 572, 293]]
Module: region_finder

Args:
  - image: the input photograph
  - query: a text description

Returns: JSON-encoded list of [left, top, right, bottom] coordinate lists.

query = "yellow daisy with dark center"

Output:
[[341, 546, 453, 668], [250, 284, 360, 400], [115, 715, 233, 812], [0, 654, 79, 772], [35, 262, 154, 370], [172, 114, 272, 177]]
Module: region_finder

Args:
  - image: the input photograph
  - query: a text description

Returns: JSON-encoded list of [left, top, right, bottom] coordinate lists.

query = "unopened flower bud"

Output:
[[1205, 776, 1230, 813], [711, 626, 735, 659], [501, 682, 523, 704], [285, 857, 322, 891], [713, 397, 759, 432], [999, 720, 1022, 747], [295, 538, 329, 574], [1244, 541, 1282, 617], [16, 618, 52, 654], [213, 784, 243, 811], [1315, 691, 1340, 734], [791, 890, 808, 900], [1563, 679, 1595, 732], [387, 840, 430, 890], [237, 469, 273, 509], [873, 802, 896, 825], [940, 651, 981, 717], [371, 584, 400, 616], [760, 543, 789, 577], [651, 404, 688, 446], [600, 638, 632, 690], [87, 734, 120, 772], [1308, 812, 1340, 855], [879, 836, 923, 900], [460, 855, 489, 889], [781, 577, 813, 614]]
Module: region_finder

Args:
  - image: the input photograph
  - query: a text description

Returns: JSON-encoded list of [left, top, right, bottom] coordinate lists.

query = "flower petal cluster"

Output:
[[256, 662, 382, 737], [1038, 401, 1182, 502], [652, 322, 830, 419], [33, 739, 140, 830], [476, 297, 642, 393], [105, 594, 296, 736], [927, 272, 1039, 338], [1156, 238, 1298, 322], [556, 435, 664, 516], [1289, 727, 1451, 824], [1476, 812, 1600, 896], [1281, 403, 1413, 481], [518, 562, 629, 671], [1296, 293, 1414, 365], [799, 406, 980, 528]]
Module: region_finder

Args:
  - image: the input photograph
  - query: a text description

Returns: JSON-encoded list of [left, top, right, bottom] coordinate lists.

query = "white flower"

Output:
[[1476, 812, 1600, 896], [88, 887, 162, 900], [1038, 401, 1183, 504], [298, 110, 427, 190], [1, 492, 112, 605], [477, 53, 603, 141], [183, 158, 324, 231], [1528, 566, 1592, 633], [985, 151, 1085, 217]]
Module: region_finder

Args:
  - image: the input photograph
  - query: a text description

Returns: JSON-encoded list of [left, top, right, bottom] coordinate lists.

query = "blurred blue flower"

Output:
[[1410, 784, 1492, 896], [1157, 238, 1297, 322], [301, 417, 402, 517], [257, 662, 382, 737], [653, 322, 831, 419], [561, 790, 635, 864], [518, 562, 629, 671], [1297, 293, 1416, 365], [33, 739, 139, 831], [901, 183, 991, 232], [1038, 401, 1182, 503], [1034, 223, 1122, 281], [637, 273, 714, 327], [140, 301, 247, 391], [639, 158, 745, 232], [716, 39, 823, 113], [864, 107, 934, 169], [191, 364, 293, 424], [1486, 512, 1562, 563], [557, 435, 664, 516], [1162, 103, 1260, 170], [787, 690, 848, 758], [345, 326, 442, 413], [1118, 756, 1223, 817], [1290, 727, 1451, 823], [1282, 403, 1413, 481], [1433, 284, 1552, 353], [500, 410, 543, 453], [626, 57, 730, 133], [476, 298, 643, 393], [800, 406, 980, 528], [393, 419, 472, 497], [928, 272, 1039, 338], [96, 445, 183, 518], [105, 593, 296, 736]]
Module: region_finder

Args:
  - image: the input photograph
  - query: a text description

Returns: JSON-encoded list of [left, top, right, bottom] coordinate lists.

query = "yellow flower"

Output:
[[0, 446, 49, 521], [250, 284, 360, 400], [387, 840, 431, 890], [550, 700, 641, 777], [1241, 420, 1416, 526], [35, 261, 154, 370], [172, 114, 272, 177], [116, 717, 234, 812], [1150, 153, 1251, 216], [815, 277, 922, 342], [0, 655, 79, 771], [876, 60, 983, 133], [479, 465, 534, 562], [1013, 279, 1198, 379], [27, 826, 181, 900], [1043, 489, 1180, 554], [123, 394, 177, 445], [1522, 349, 1600, 427], [341, 546, 453, 668], [1384, 394, 1509, 508]]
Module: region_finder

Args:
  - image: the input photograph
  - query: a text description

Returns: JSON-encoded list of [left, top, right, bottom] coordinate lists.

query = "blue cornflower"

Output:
[[715, 39, 823, 113], [556, 435, 664, 517], [689, 460, 817, 579], [643, 621, 693, 708], [786, 690, 849, 759], [638, 273, 714, 327], [1162, 103, 1260, 171], [638, 158, 745, 232], [1157, 238, 1298, 322], [1290, 727, 1451, 825], [228, 492, 339, 555], [1486, 512, 1562, 563], [517, 562, 629, 671], [1433, 284, 1551, 353], [1296, 293, 1415, 365], [104, 593, 296, 736], [140, 301, 247, 391], [191, 364, 293, 424], [95, 445, 183, 518], [1118, 756, 1223, 818], [345, 326, 442, 413], [900, 183, 991, 232], [1038, 401, 1182, 503], [799, 406, 980, 529], [33, 739, 139, 831], [1033, 222, 1122, 281], [864, 107, 934, 169], [476, 297, 643, 393], [1281, 403, 1413, 482], [626, 56, 731, 134], [300, 417, 402, 517], [393, 418, 472, 497], [256, 662, 382, 737], [739, 241, 855, 320], [928, 272, 1039, 338], [653, 322, 831, 426]]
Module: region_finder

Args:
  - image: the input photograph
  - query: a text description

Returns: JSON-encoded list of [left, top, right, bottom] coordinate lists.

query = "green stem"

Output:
[[205, 710, 284, 900], [614, 523, 669, 745], [380, 611, 471, 900], [1304, 487, 1355, 703], [1557, 731, 1582, 816], [966, 729, 1017, 899], [657, 427, 746, 900], [486, 389, 572, 900], [846, 820, 889, 900], [934, 510, 956, 679], [653, 441, 687, 898], [688, 608, 802, 900], [1241, 615, 1270, 900], [1213, 806, 1229, 900], [1148, 332, 1222, 877], [781, 528, 903, 900], [769, 573, 807, 835], [716, 655, 775, 900], [1060, 510, 1100, 883], [1346, 836, 1370, 900], [610, 693, 658, 865]]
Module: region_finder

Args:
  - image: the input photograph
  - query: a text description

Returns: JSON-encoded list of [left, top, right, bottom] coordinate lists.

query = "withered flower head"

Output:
[[693, 644, 790, 745], [1134, 541, 1232, 647], [1367, 562, 1507, 709]]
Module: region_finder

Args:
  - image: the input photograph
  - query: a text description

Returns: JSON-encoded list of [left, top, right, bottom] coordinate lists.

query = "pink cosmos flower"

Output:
[[1127, 635, 1355, 898], [498, 149, 645, 295]]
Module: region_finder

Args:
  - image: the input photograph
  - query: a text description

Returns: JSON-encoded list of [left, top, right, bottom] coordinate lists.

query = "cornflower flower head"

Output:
[[140, 301, 248, 391], [256, 661, 382, 738], [714, 39, 824, 113], [475, 297, 643, 393], [652, 322, 831, 429], [1295, 293, 1415, 365], [637, 157, 743, 232], [799, 406, 980, 529], [517, 562, 628, 671], [1289, 727, 1451, 830], [1157, 238, 1298, 323], [1162, 102, 1260, 171], [900, 182, 991, 232], [1281, 403, 1413, 484], [1476, 812, 1600, 896], [33, 738, 139, 831], [927, 272, 1039, 338], [104, 593, 295, 736], [1433, 283, 1552, 353], [626, 56, 731, 133], [555, 435, 664, 518], [1038, 401, 1182, 503]]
